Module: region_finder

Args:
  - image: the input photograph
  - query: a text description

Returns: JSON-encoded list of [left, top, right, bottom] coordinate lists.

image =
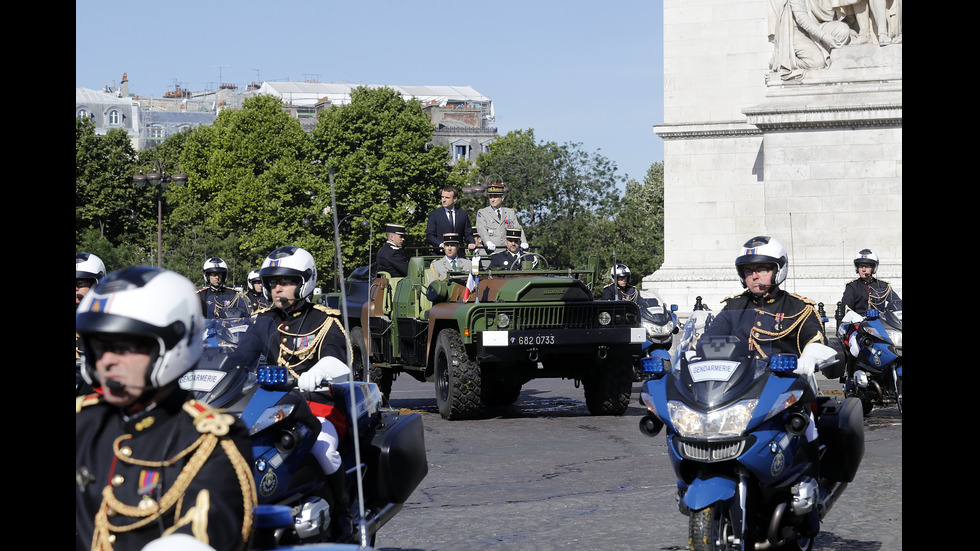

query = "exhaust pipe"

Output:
[[358, 502, 404, 545]]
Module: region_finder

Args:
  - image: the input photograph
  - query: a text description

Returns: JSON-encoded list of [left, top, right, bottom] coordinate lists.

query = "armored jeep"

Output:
[[339, 254, 645, 420]]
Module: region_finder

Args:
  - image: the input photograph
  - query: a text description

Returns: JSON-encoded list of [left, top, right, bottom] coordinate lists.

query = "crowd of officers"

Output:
[[75, 179, 901, 551]]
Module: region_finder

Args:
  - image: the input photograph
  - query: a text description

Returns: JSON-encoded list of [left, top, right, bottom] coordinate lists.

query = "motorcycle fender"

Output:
[[683, 477, 737, 512]]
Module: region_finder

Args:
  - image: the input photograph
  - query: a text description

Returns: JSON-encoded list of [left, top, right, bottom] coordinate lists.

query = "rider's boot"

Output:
[[324, 468, 353, 542]]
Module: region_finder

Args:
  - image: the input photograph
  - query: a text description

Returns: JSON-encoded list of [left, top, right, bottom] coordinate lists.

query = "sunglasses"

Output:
[[89, 336, 155, 356], [265, 277, 300, 288]]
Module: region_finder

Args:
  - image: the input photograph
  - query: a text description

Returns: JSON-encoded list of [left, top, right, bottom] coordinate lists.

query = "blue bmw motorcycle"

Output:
[[835, 307, 903, 416], [637, 311, 864, 551], [182, 318, 428, 547]]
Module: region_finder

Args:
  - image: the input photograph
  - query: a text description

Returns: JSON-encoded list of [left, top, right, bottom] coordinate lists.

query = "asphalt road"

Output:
[[369, 373, 902, 551]]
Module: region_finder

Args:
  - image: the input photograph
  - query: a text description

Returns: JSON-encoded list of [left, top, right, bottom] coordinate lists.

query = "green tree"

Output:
[[75, 117, 151, 269], [166, 94, 322, 285], [311, 86, 451, 280], [611, 161, 665, 282], [473, 130, 622, 269]]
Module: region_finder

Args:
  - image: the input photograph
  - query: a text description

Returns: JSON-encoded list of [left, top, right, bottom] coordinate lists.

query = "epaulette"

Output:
[[790, 293, 817, 306], [721, 293, 743, 303], [603, 282, 614, 289], [313, 303, 343, 317], [76, 393, 102, 413], [253, 305, 274, 316], [183, 399, 235, 437]]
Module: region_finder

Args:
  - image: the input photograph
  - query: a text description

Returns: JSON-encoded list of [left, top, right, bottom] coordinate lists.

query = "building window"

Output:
[[148, 125, 165, 139], [77, 107, 90, 119], [454, 144, 469, 161], [107, 109, 120, 126]]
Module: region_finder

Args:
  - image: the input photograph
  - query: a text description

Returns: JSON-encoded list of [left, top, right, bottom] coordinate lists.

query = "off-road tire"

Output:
[[583, 358, 632, 415], [434, 329, 482, 420]]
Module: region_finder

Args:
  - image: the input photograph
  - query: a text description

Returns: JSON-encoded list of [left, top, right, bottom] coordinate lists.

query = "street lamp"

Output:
[[133, 161, 187, 267], [462, 173, 506, 197]]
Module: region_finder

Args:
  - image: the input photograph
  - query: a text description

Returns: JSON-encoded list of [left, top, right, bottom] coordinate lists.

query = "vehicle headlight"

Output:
[[667, 399, 758, 437], [886, 329, 902, 348], [496, 312, 510, 329], [598, 311, 612, 326], [643, 319, 674, 338]]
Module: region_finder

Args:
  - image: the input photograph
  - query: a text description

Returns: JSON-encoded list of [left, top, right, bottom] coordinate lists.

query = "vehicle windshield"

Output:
[[668, 310, 774, 407]]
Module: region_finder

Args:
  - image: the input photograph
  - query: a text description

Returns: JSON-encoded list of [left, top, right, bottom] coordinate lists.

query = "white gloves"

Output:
[[520, 242, 529, 251], [486, 241, 496, 251], [798, 342, 837, 393], [298, 356, 350, 391]]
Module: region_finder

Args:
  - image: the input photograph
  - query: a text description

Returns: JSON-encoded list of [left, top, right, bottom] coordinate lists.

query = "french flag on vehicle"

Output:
[[463, 259, 479, 301]]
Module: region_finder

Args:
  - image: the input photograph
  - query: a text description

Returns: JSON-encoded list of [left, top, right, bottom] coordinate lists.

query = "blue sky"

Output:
[[76, 0, 665, 184]]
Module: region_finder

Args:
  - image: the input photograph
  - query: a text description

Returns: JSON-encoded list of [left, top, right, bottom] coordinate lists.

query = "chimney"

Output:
[[121, 72, 129, 98]]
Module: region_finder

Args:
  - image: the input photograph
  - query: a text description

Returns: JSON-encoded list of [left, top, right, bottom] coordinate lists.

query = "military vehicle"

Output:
[[337, 253, 645, 420]]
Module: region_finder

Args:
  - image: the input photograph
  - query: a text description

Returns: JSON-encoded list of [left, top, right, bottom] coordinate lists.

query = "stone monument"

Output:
[[646, 0, 902, 317]]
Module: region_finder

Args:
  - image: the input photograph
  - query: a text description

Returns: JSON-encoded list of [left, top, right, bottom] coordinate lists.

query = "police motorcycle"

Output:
[[833, 303, 903, 416], [180, 322, 428, 547], [633, 289, 679, 380], [636, 310, 865, 551]]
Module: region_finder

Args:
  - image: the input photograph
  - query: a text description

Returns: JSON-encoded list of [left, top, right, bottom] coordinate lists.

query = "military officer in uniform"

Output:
[[475, 181, 527, 253], [429, 233, 472, 281], [76, 266, 257, 551], [601, 263, 639, 302], [706, 236, 826, 358], [197, 257, 243, 319], [470, 226, 491, 257], [240, 269, 271, 315], [229, 246, 354, 542], [77, 252, 106, 395], [376, 223, 409, 277], [840, 248, 902, 316], [489, 228, 529, 271]]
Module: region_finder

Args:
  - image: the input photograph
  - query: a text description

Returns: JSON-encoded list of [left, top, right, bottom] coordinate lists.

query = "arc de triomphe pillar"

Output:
[[644, 0, 902, 316]]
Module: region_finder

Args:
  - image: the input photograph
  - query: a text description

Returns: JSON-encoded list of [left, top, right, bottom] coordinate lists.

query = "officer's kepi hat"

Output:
[[505, 228, 522, 240], [487, 182, 507, 195], [442, 232, 461, 245], [385, 223, 406, 235]]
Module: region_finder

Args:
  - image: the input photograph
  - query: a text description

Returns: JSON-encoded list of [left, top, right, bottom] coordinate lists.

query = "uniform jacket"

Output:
[[197, 286, 243, 319], [75, 388, 256, 551], [707, 288, 825, 357], [241, 288, 270, 316], [426, 206, 474, 250], [475, 206, 525, 248], [376, 241, 409, 278], [488, 250, 525, 271], [841, 277, 902, 315], [601, 283, 638, 302], [429, 255, 472, 281]]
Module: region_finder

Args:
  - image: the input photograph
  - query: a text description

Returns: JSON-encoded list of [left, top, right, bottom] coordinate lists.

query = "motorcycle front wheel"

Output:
[[690, 503, 737, 551]]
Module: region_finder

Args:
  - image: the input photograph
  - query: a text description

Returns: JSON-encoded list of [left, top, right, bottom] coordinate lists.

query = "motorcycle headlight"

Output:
[[886, 329, 902, 348], [667, 399, 758, 437], [643, 319, 674, 338]]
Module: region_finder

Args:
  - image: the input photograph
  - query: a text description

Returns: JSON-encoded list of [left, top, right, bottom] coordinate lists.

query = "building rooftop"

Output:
[[250, 82, 494, 118]]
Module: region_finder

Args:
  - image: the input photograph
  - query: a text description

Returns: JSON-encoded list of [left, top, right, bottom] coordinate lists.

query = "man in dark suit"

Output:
[[376, 223, 409, 277], [426, 186, 475, 254]]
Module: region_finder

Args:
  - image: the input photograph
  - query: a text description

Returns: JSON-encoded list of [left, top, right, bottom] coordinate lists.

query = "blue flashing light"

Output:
[[865, 309, 880, 320], [769, 354, 798, 373], [257, 365, 288, 385], [640, 356, 667, 378]]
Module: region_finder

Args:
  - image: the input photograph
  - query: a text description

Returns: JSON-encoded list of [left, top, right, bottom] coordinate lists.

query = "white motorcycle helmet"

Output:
[[76, 252, 106, 284], [735, 236, 789, 289], [247, 269, 261, 285], [853, 249, 879, 275], [259, 246, 318, 302], [203, 256, 229, 285], [76, 266, 204, 390], [611, 263, 632, 285]]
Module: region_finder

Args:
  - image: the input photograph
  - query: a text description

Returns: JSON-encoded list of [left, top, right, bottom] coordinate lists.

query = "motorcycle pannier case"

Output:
[[366, 411, 428, 504], [816, 397, 865, 482]]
